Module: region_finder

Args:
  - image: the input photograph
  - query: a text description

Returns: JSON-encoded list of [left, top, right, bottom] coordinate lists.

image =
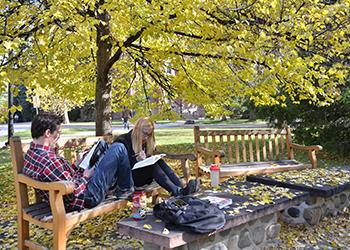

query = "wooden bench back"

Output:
[[10, 137, 31, 214], [194, 126, 293, 165], [11, 135, 116, 205]]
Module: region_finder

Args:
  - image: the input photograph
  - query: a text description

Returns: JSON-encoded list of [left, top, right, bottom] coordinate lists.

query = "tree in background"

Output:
[[1, 0, 349, 135], [257, 78, 350, 155]]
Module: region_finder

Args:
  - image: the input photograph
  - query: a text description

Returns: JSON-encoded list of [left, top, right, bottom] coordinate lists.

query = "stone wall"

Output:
[[144, 213, 280, 250], [281, 190, 350, 225]]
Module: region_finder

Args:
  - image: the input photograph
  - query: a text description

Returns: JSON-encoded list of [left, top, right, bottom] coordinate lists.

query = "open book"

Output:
[[79, 140, 109, 169], [201, 196, 233, 209], [132, 154, 166, 170]]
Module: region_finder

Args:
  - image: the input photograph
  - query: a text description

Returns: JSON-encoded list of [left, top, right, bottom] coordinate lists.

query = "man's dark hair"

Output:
[[31, 112, 64, 139]]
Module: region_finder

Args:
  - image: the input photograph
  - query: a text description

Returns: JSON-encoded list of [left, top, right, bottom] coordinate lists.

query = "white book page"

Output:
[[79, 142, 99, 169], [201, 196, 232, 209], [132, 154, 166, 170]]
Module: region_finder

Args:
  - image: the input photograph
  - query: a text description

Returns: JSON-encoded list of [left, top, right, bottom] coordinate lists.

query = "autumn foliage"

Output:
[[1, 0, 349, 134]]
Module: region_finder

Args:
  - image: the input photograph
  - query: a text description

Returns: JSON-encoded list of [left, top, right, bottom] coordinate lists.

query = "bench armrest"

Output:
[[289, 143, 322, 168], [18, 174, 75, 195], [195, 146, 225, 158], [154, 151, 196, 182], [290, 143, 323, 151], [158, 152, 197, 161]]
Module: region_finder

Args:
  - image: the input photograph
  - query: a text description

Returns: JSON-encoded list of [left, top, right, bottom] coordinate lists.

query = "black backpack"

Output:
[[153, 196, 226, 234]]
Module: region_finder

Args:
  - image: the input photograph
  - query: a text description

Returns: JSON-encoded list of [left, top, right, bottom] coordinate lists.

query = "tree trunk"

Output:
[[95, 13, 112, 136], [248, 108, 256, 121]]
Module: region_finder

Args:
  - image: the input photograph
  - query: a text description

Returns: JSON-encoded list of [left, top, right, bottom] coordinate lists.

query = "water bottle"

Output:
[[210, 164, 220, 188]]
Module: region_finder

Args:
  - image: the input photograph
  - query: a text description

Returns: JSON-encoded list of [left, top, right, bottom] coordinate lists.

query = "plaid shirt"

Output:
[[23, 142, 88, 211]]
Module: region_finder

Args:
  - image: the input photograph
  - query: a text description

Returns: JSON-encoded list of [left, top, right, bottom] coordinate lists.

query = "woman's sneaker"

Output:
[[182, 179, 200, 195]]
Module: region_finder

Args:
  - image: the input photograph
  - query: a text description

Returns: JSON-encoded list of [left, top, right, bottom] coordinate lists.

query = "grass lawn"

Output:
[[0, 128, 96, 143], [0, 127, 349, 249]]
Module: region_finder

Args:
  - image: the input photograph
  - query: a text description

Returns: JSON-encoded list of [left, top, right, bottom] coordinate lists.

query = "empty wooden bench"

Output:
[[10, 135, 195, 250], [193, 125, 323, 178]]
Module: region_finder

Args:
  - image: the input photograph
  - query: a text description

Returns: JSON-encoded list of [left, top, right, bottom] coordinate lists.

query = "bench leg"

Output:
[[53, 228, 67, 250], [50, 190, 68, 250], [17, 218, 29, 250]]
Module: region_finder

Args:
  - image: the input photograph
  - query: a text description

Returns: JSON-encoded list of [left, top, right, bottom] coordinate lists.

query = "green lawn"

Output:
[[0, 128, 96, 143]]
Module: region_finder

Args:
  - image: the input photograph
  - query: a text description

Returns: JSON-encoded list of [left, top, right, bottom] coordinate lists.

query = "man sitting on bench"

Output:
[[23, 112, 134, 211]]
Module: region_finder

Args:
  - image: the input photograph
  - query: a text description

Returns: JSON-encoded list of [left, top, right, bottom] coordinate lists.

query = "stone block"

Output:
[[303, 207, 322, 225], [333, 195, 341, 209], [198, 234, 217, 249], [339, 193, 347, 206], [251, 226, 265, 245], [227, 235, 239, 250], [186, 240, 200, 250], [238, 229, 252, 248], [266, 224, 281, 239]]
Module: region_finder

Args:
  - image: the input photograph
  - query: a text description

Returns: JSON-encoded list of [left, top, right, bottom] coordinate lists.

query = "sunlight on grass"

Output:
[[155, 128, 194, 145]]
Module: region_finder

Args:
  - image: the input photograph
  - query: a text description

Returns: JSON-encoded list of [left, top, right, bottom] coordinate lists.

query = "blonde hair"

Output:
[[131, 117, 156, 156]]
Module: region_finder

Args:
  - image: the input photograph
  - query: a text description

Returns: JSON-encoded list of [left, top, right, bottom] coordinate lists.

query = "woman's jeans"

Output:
[[84, 143, 133, 208]]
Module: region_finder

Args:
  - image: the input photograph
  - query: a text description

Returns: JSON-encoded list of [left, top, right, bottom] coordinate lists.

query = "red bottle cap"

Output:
[[210, 164, 220, 171]]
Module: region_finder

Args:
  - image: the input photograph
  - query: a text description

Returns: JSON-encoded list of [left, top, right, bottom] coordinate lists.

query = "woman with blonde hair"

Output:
[[115, 117, 199, 196]]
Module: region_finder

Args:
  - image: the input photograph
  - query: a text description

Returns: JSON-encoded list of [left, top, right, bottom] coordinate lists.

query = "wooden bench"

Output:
[[193, 125, 323, 178], [10, 135, 195, 250]]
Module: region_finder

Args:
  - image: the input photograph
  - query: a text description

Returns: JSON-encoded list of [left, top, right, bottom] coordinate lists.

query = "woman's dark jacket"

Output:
[[114, 130, 139, 169]]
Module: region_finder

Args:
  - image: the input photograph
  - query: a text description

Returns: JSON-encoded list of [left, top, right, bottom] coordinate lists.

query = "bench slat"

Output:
[[262, 134, 267, 160], [235, 135, 239, 163], [227, 135, 233, 163], [255, 135, 260, 162], [268, 134, 273, 160], [199, 160, 307, 177], [275, 134, 280, 159], [248, 135, 254, 162], [211, 135, 216, 151], [23, 202, 48, 213], [241, 135, 247, 162]]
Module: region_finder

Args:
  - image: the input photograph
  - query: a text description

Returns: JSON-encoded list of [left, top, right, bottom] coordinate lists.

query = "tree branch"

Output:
[[103, 27, 146, 75]]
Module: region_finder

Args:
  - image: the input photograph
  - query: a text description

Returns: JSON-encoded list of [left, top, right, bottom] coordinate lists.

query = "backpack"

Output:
[[153, 196, 226, 234]]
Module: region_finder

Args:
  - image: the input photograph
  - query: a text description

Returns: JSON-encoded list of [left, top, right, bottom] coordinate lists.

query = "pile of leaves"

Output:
[[202, 178, 303, 216], [261, 167, 350, 187], [1, 147, 350, 249]]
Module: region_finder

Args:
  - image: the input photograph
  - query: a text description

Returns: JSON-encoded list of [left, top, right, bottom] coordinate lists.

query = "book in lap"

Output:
[[79, 140, 109, 169], [132, 154, 166, 170]]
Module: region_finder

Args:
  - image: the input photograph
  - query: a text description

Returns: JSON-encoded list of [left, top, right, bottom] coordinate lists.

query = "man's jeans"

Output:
[[84, 143, 133, 208]]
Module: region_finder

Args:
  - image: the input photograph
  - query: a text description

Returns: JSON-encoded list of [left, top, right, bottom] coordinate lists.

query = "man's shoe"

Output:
[[182, 179, 200, 195], [115, 187, 134, 200]]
